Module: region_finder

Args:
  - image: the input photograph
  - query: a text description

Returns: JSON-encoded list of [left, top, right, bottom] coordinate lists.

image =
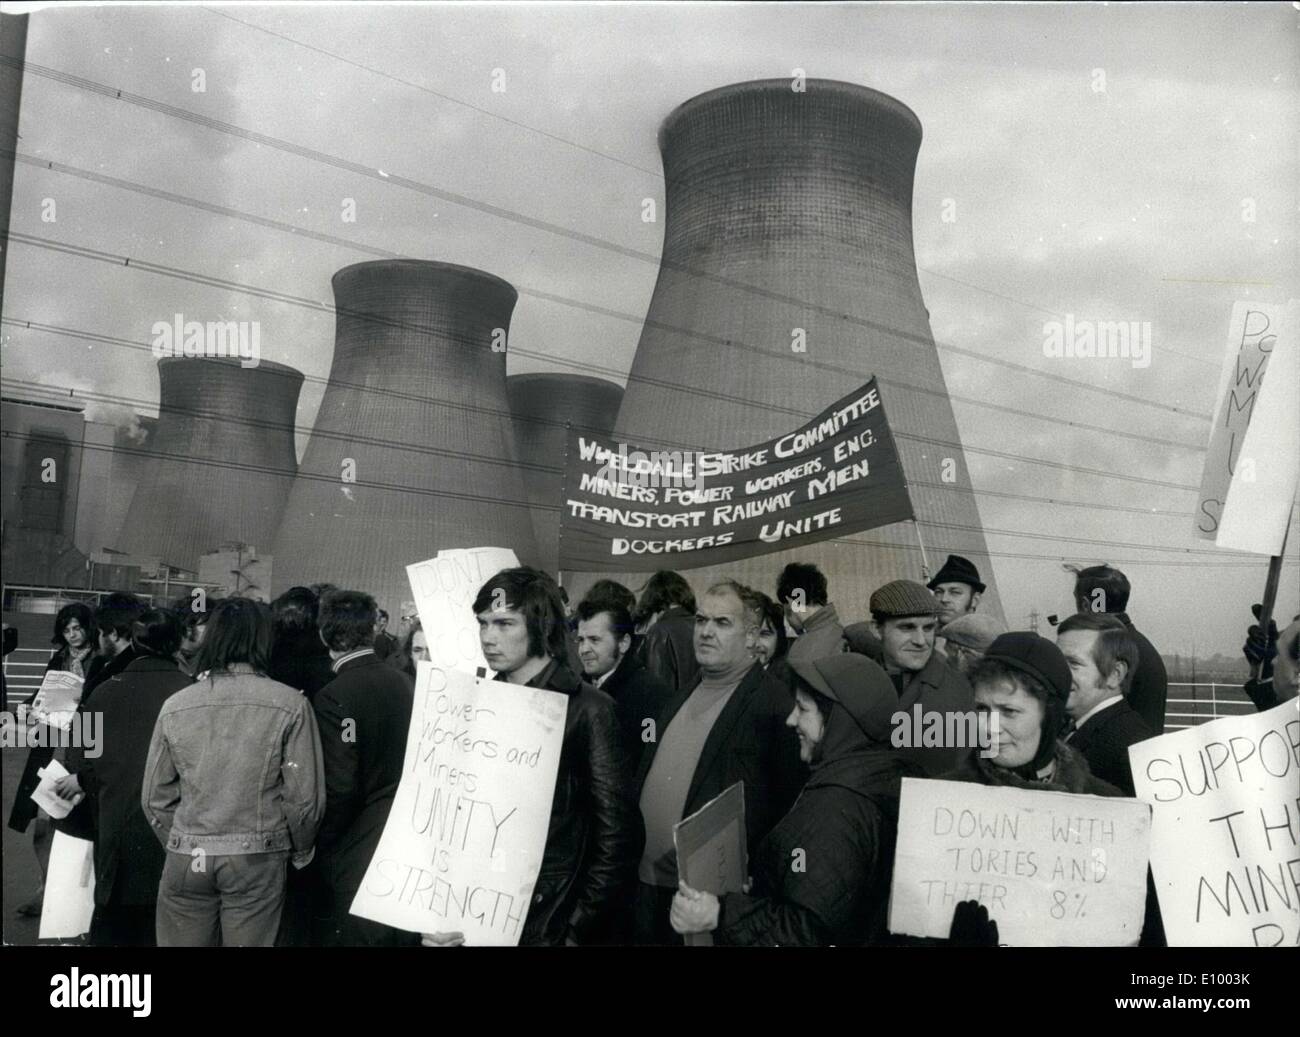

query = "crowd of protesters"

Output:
[[4, 556, 1297, 948]]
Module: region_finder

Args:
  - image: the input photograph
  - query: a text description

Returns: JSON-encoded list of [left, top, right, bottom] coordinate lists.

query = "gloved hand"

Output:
[[1243, 604, 1279, 675], [949, 899, 1000, 947]]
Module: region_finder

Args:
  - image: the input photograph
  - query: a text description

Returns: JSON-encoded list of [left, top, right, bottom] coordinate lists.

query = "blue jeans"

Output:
[[156, 850, 288, 947]]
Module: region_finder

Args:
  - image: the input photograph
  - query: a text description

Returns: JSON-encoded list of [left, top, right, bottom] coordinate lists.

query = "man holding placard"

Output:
[[424, 567, 639, 946]]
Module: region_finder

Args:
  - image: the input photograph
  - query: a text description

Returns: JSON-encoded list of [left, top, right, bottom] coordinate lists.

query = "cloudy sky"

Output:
[[2, 1, 1296, 658]]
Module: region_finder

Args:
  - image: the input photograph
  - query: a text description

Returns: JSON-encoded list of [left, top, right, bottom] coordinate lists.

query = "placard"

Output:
[[674, 780, 747, 947], [888, 777, 1151, 946], [406, 547, 519, 674]]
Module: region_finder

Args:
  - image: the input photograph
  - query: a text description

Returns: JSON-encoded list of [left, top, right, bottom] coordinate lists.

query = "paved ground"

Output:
[[2, 744, 46, 945]]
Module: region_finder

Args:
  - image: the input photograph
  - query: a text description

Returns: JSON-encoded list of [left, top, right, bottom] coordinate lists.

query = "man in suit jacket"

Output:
[[313, 590, 415, 946], [1056, 612, 1154, 795], [371, 608, 399, 661], [1069, 565, 1167, 733], [574, 594, 673, 756], [632, 579, 806, 945], [633, 571, 701, 695], [76, 608, 193, 945]]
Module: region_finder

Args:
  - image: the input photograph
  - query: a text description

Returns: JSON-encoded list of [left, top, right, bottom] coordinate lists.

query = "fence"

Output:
[[1163, 681, 1254, 731]]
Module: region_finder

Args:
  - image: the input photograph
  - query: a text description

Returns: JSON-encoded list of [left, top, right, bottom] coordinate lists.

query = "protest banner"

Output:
[[406, 547, 519, 674], [1213, 300, 1299, 556], [27, 669, 84, 731], [39, 830, 95, 940], [673, 781, 747, 947], [558, 378, 914, 571], [1130, 698, 1300, 947], [888, 778, 1151, 946], [349, 661, 567, 945], [1194, 300, 1295, 550]]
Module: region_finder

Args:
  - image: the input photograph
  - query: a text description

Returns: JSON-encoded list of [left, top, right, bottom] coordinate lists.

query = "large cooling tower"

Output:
[[118, 358, 303, 572], [508, 373, 624, 577], [606, 79, 1002, 620], [272, 261, 539, 612]]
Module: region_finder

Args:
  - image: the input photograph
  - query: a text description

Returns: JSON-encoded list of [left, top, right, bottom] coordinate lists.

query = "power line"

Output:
[[0, 55, 1218, 422], [3, 321, 1209, 526], [1, 425, 1279, 570], [7, 150, 1207, 457], [0, 238, 1211, 496], [197, 6, 1225, 373]]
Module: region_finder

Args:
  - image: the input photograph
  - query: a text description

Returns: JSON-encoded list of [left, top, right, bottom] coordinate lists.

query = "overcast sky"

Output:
[[1, 1, 1296, 658]]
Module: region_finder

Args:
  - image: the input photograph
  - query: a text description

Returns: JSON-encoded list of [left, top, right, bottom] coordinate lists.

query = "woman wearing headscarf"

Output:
[[8, 602, 99, 917], [669, 652, 920, 946]]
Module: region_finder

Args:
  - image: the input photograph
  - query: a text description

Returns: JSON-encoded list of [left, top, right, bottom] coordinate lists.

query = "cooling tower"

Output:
[[272, 260, 539, 613], [508, 373, 624, 577], [606, 79, 1002, 621], [118, 358, 303, 573]]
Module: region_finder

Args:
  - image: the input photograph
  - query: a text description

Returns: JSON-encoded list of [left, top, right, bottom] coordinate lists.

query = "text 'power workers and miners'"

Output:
[[558, 378, 916, 571], [348, 663, 567, 945]]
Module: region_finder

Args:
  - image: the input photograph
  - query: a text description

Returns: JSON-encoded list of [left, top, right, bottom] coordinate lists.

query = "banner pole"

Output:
[[1249, 522, 1290, 681], [911, 519, 932, 582]]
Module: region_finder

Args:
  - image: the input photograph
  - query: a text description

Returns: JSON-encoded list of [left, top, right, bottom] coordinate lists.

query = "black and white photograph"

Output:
[[0, 0, 1296, 1016]]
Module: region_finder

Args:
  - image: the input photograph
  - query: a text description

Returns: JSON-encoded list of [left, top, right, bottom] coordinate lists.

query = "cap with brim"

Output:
[[926, 554, 986, 594], [787, 651, 896, 742]]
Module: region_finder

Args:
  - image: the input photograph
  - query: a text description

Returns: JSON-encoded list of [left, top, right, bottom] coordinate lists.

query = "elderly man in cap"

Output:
[[869, 579, 975, 775], [940, 613, 1006, 677], [669, 652, 922, 946], [927, 554, 986, 628]]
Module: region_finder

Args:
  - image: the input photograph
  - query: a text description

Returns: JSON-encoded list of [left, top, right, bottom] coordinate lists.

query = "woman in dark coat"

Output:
[[8, 602, 99, 917], [669, 652, 920, 946], [70, 608, 193, 945]]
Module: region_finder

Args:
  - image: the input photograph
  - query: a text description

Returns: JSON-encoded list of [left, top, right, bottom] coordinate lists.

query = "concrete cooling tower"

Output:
[[507, 373, 624, 577], [118, 357, 303, 573], [272, 260, 539, 613], [606, 79, 1002, 621]]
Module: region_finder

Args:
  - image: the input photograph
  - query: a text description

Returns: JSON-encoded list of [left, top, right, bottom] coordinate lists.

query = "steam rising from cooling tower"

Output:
[[607, 79, 1001, 618], [272, 260, 538, 611], [507, 373, 624, 576], [117, 357, 303, 573]]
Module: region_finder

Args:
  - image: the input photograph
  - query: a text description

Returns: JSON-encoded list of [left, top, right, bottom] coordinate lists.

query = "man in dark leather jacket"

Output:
[[426, 567, 640, 947]]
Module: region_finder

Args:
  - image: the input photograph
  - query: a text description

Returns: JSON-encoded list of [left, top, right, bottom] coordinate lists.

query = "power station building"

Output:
[[507, 372, 624, 578], [272, 260, 539, 614], [601, 78, 1001, 620]]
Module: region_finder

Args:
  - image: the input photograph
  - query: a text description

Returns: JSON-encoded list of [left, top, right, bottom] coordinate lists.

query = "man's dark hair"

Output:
[[575, 598, 635, 640], [309, 583, 339, 605], [319, 591, 379, 653], [1070, 564, 1130, 614], [585, 579, 636, 617], [776, 562, 829, 607], [95, 592, 147, 641], [191, 597, 272, 674], [50, 602, 95, 649], [271, 586, 319, 637], [132, 608, 183, 659], [744, 589, 789, 662], [634, 571, 696, 626], [473, 567, 568, 662], [1057, 612, 1139, 693]]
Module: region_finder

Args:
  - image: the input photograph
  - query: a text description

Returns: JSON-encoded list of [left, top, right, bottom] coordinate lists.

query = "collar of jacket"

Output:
[[800, 602, 840, 633], [333, 649, 381, 675], [971, 741, 1098, 794], [902, 648, 949, 692], [122, 654, 182, 674], [496, 657, 583, 696]]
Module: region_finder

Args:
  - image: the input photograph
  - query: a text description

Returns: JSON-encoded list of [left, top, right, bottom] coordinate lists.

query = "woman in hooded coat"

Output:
[[668, 652, 920, 946]]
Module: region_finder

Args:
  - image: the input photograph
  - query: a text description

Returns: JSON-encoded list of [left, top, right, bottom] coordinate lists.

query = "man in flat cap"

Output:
[[940, 613, 1006, 678], [869, 579, 975, 776]]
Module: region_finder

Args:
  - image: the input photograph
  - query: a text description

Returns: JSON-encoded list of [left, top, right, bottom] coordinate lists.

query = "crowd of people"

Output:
[[4, 557, 1298, 948]]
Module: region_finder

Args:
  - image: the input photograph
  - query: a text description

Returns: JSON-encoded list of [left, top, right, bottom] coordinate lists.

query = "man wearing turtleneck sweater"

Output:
[[631, 580, 806, 945]]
